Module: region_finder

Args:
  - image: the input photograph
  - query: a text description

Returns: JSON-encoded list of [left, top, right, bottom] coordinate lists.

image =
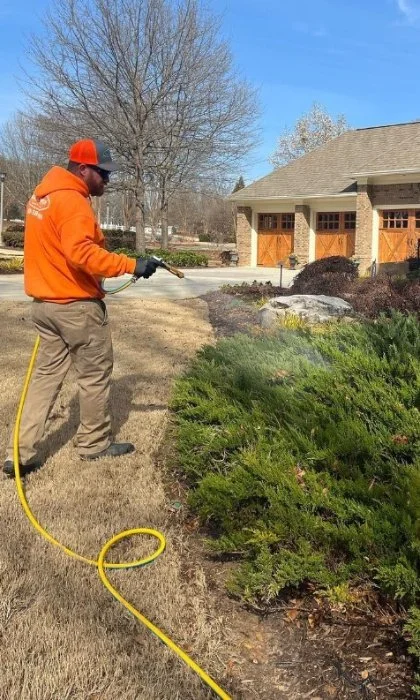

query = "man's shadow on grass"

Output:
[[36, 373, 167, 463]]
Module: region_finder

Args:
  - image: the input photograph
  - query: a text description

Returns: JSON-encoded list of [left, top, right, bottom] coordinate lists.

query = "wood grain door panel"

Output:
[[257, 232, 294, 266], [315, 231, 355, 260]]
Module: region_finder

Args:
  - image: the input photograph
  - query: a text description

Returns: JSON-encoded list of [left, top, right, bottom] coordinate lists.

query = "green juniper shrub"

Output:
[[172, 312, 420, 673]]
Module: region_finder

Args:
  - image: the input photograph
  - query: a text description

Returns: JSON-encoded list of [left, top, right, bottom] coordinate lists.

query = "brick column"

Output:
[[355, 183, 373, 273], [294, 205, 310, 264], [236, 206, 252, 266]]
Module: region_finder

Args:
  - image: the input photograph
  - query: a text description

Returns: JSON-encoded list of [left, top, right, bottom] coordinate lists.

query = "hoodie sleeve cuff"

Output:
[[126, 257, 136, 275]]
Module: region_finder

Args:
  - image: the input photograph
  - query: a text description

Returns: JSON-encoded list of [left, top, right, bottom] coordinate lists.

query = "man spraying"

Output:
[[4, 139, 158, 477]]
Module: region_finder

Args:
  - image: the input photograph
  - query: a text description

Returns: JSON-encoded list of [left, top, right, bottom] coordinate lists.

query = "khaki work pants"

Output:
[[7, 299, 114, 464]]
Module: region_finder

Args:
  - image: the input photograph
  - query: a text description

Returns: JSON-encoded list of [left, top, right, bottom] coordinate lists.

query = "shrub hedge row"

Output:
[[0, 232, 209, 268], [113, 247, 208, 267]]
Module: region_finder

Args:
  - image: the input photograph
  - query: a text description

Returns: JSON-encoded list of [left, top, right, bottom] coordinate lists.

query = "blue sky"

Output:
[[1, 0, 420, 181]]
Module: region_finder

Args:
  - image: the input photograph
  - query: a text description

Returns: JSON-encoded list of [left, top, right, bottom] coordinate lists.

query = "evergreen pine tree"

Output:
[[232, 176, 245, 193]]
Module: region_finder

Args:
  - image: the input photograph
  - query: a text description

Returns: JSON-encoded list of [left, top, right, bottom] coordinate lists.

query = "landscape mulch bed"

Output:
[[207, 275, 420, 322], [194, 289, 416, 699], [203, 290, 262, 337]]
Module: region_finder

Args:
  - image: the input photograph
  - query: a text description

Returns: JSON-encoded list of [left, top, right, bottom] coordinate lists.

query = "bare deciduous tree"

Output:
[[169, 181, 235, 243], [0, 112, 49, 215], [25, 0, 258, 251], [270, 102, 350, 167]]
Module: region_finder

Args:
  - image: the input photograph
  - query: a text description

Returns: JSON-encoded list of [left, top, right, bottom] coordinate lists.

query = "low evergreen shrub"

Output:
[[114, 247, 208, 267], [172, 313, 420, 672], [104, 230, 136, 251], [5, 221, 24, 233], [3, 230, 24, 248]]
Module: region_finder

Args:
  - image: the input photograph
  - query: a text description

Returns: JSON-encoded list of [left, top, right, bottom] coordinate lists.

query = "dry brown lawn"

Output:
[[0, 298, 232, 700]]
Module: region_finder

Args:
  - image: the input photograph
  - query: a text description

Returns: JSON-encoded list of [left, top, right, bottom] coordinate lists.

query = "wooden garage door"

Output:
[[379, 210, 420, 263], [315, 212, 356, 260], [257, 213, 294, 266]]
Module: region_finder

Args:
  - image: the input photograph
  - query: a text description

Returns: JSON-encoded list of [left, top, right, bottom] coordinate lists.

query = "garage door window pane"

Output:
[[259, 214, 278, 230], [317, 213, 340, 230], [383, 211, 408, 229], [344, 212, 356, 230], [281, 214, 295, 230]]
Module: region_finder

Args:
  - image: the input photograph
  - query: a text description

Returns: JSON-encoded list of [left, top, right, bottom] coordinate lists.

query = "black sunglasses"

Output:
[[87, 165, 110, 182]]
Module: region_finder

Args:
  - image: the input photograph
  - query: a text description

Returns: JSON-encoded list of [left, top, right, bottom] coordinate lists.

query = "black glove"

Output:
[[133, 257, 159, 279]]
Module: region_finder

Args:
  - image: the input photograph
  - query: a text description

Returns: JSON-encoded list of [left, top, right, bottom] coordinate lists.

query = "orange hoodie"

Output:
[[24, 166, 136, 302]]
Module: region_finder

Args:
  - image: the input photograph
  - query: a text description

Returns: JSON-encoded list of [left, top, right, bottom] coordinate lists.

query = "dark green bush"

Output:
[[114, 247, 208, 267], [103, 230, 136, 251], [5, 221, 24, 233], [3, 230, 24, 248]]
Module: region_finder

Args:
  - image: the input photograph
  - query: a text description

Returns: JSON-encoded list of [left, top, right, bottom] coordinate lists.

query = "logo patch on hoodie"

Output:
[[27, 194, 51, 220]]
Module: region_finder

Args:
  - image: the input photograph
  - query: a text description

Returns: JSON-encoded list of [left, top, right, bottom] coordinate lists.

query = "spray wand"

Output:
[[151, 255, 185, 279], [101, 254, 184, 294]]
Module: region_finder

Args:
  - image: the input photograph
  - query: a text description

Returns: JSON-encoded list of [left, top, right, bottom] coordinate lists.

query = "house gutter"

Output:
[[350, 168, 420, 177], [229, 192, 357, 203]]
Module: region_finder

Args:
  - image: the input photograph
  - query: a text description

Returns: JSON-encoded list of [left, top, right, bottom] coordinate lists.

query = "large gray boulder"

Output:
[[258, 294, 354, 328]]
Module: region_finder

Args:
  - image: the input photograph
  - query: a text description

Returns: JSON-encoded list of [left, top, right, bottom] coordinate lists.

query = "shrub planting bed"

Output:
[[222, 256, 420, 319], [172, 312, 420, 691]]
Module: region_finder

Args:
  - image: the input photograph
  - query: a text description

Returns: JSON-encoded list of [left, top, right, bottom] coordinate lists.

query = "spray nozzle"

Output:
[[151, 255, 184, 279]]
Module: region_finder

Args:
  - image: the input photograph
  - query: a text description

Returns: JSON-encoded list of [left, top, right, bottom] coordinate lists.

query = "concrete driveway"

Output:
[[0, 266, 298, 301]]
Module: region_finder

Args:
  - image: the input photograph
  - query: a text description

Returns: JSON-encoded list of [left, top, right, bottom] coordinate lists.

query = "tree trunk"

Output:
[[135, 178, 145, 253], [122, 191, 130, 230], [160, 177, 169, 249], [160, 200, 169, 249]]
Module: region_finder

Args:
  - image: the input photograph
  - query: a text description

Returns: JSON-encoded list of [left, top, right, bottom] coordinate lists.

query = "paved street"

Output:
[[0, 266, 298, 301]]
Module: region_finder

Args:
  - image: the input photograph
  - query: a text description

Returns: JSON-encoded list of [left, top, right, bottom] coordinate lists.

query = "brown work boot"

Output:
[[79, 442, 135, 461], [3, 460, 42, 478]]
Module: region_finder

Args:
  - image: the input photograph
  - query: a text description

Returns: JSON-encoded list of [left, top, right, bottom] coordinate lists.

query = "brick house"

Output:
[[230, 121, 420, 273]]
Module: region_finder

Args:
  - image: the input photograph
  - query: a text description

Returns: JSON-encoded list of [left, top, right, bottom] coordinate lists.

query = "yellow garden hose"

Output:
[[13, 334, 231, 700]]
